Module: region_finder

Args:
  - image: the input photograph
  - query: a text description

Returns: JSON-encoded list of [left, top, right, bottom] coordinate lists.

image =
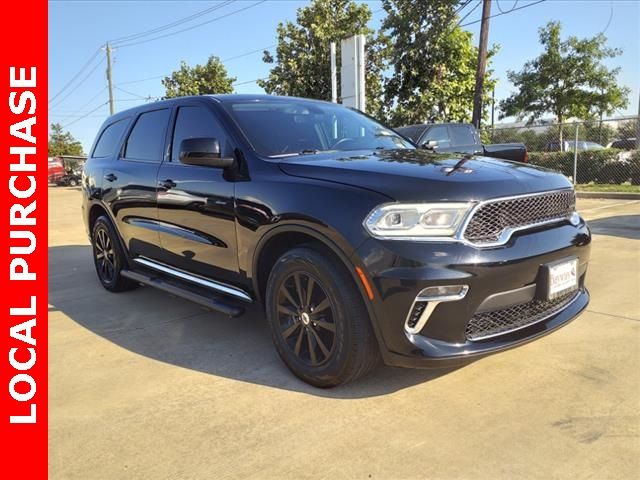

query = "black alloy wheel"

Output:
[[91, 215, 137, 292], [266, 246, 379, 387], [277, 272, 336, 367], [94, 225, 116, 284]]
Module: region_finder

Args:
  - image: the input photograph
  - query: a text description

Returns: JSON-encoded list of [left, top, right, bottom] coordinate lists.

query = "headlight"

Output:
[[364, 203, 474, 238]]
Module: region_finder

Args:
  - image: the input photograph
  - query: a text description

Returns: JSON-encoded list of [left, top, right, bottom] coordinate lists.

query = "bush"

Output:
[[527, 148, 637, 184]]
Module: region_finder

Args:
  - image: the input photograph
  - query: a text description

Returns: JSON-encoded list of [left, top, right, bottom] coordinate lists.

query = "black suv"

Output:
[[82, 95, 591, 387]]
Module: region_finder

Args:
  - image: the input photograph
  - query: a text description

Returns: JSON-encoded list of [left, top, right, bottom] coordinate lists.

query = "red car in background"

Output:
[[48, 156, 86, 186], [48, 157, 65, 184]]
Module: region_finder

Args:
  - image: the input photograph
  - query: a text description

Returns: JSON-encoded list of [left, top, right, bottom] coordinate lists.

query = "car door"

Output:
[[156, 102, 239, 285], [101, 108, 171, 261]]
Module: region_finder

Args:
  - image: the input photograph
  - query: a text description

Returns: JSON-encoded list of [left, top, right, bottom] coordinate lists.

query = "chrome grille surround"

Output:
[[465, 290, 579, 341], [462, 189, 576, 245]]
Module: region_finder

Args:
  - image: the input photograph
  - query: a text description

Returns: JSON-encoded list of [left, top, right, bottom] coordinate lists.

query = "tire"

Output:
[[91, 215, 137, 292], [68, 178, 78, 187], [265, 246, 379, 387]]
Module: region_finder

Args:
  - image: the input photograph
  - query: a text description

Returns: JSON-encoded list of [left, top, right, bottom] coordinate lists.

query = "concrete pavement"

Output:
[[49, 188, 640, 479]]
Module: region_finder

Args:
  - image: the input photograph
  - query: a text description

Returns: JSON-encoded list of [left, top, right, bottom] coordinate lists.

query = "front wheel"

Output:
[[265, 247, 379, 387]]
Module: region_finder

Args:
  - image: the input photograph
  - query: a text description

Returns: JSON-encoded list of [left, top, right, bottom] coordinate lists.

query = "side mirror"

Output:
[[422, 140, 439, 150], [179, 138, 235, 168]]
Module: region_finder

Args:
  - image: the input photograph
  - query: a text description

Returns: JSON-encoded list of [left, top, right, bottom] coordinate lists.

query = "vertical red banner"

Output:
[[0, 0, 48, 476]]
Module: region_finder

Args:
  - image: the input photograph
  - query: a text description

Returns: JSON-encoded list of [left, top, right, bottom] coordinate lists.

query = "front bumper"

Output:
[[354, 217, 591, 368]]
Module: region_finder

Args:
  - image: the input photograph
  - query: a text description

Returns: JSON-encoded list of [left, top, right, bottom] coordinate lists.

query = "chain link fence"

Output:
[[482, 117, 640, 189]]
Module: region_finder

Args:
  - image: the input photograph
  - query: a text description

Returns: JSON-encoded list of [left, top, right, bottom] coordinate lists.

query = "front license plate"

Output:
[[547, 258, 578, 299]]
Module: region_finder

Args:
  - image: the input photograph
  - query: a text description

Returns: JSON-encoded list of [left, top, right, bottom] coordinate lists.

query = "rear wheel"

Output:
[[68, 177, 79, 187], [91, 216, 137, 292], [265, 247, 379, 387]]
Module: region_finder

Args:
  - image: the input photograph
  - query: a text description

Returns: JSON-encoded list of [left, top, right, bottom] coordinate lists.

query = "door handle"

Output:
[[159, 179, 177, 189], [105, 173, 118, 182]]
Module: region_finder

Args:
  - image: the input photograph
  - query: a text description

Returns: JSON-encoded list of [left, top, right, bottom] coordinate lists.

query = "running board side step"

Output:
[[121, 269, 245, 317]]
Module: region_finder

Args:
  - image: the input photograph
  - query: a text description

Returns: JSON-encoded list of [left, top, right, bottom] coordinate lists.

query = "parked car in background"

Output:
[[607, 138, 637, 150], [82, 94, 590, 387], [48, 157, 65, 184], [48, 155, 87, 186], [396, 122, 528, 163], [545, 140, 605, 152]]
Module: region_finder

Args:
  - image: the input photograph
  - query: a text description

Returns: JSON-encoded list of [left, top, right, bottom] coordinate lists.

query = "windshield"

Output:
[[224, 100, 414, 157]]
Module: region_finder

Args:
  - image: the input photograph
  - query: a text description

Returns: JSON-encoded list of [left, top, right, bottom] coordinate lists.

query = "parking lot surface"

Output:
[[49, 187, 639, 479]]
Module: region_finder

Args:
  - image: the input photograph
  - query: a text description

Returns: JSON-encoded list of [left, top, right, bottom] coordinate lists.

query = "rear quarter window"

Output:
[[91, 118, 129, 158], [449, 125, 477, 146]]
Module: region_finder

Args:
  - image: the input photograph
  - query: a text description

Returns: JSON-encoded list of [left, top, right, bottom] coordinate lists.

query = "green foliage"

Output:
[[258, 0, 384, 116], [162, 56, 236, 98], [500, 21, 630, 129], [48, 123, 83, 157], [527, 148, 640, 184], [380, 0, 497, 126]]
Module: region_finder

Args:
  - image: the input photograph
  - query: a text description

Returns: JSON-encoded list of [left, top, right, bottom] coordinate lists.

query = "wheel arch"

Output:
[[252, 225, 389, 356], [87, 200, 132, 267]]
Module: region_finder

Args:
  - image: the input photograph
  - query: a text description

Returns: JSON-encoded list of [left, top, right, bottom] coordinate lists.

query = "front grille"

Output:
[[463, 190, 575, 244], [465, 290, 578, 341]]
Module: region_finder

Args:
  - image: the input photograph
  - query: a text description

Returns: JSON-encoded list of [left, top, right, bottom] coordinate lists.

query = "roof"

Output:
[[102, 94, 336, 124]]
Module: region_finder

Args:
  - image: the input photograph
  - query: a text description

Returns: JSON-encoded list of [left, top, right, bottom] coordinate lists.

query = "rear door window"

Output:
[[123, 109, 171, 162], [92, 119, 129, 158]]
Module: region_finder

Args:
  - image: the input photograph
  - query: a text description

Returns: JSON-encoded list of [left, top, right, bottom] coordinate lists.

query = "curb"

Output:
[[576, 191, 640, 200]]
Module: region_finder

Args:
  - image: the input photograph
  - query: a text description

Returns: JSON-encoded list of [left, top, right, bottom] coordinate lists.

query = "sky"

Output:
[[48, 0, 640, 152]]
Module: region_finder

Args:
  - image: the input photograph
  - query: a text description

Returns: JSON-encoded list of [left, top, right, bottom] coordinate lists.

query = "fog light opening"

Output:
[[404, 285, 469, 335]]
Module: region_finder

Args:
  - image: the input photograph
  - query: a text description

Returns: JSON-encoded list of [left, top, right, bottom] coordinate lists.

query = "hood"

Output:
[[278, 149, 572, 202]]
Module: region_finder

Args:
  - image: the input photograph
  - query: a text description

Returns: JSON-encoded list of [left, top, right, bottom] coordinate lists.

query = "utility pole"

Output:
[[636, 88, 640, 150], [471, 0, 492, 129], [105, 42, 115, 115], [330, 42, 337, 103]]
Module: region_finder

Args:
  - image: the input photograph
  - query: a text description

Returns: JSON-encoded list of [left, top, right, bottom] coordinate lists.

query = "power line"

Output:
[[50, 86, 107, 123], [495, 0, 519, 14], [457, 1, 482, 26], [117, 43, 276, 86], [110, 1, 235, 45], [60, 102, 108, 129], [460, 0, 546, 27], [115, 1, 267, 49], [600, 1, 614, 35], [115, 85, 150, 99], [49, 57, 106, 111], [234, 77, 265, 87], [49, 47, 102, 104], [223, 44, 275, 62]]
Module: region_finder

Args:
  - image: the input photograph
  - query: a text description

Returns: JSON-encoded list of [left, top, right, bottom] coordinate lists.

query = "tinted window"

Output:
[[396, 125, 426, 143], [92, 119, 128, 158], [422, 125, 451, 148], [224, 101, 413, 157], [124, 109, 170, 161], [449, 125, 476, 146], [171, 106, 229, 163]]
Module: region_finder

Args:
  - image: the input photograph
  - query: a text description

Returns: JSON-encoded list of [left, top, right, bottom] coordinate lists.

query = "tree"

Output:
[[162, 55, 236, 98], [258, 0, 385, 117], [48, 123, 83, 157], [379, 0, 497, 126], [500, 21, 630, 146]]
